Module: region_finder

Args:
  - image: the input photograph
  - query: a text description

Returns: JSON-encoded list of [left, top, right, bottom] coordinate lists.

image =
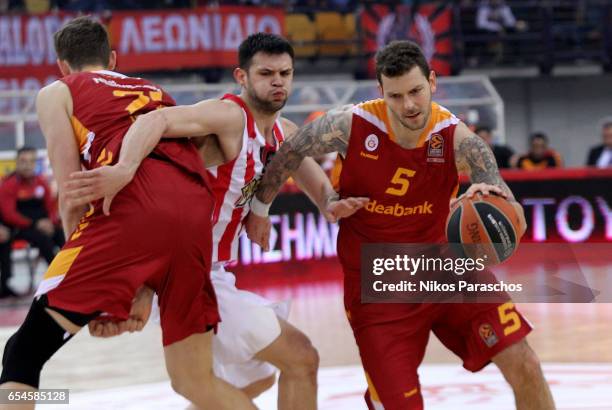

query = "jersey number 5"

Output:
[[385, 167, 416, 196], [498, 302, 521, 336], [113, 90, 163, 116]]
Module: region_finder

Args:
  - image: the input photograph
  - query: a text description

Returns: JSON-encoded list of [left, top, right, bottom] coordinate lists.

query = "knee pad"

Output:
[[0, 295, 97, 387]]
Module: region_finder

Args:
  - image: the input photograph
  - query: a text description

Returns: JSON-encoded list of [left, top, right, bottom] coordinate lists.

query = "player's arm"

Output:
[[116, 99, 243, 175], [252, 104, 353, 213], [64, 99, 243, 214], [246, 106, 353, 249], [453, 122, 526, 235], [36, 81, 87, 238], [281, 118, 368, 222]]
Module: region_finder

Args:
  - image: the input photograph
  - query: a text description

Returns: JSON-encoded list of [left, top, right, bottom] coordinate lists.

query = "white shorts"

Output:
[[151, 264, 290, 388]]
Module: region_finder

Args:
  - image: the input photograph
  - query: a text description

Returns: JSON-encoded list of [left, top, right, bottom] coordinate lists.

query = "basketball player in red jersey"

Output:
[[64, 33, 367, 410], [248, 41, 556, 409], [0, 17, 255, 410]]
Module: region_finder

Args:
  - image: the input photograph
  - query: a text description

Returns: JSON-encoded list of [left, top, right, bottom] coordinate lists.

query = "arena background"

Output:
[[1, 1, 612, 408]]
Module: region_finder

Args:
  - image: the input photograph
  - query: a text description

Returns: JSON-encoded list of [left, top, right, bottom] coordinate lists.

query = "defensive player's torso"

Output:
[[337, 100, 459, 270], [62, 70, 206, 182], [207, 94, 285, 263]]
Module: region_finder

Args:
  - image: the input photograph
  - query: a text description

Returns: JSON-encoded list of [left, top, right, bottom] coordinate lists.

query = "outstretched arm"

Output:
[[280, 117, 368, 222], [252, 105, 353, 214], [453, 122, 526, 235], [64, 99, 242, 214]]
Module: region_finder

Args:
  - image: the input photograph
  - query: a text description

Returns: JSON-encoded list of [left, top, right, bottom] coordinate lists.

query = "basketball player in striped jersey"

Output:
[[248, 41, 556, 409], [65, 33, 367, 409]]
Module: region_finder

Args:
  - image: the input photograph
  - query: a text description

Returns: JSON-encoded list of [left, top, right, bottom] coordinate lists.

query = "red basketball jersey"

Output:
[[335, 99, 460, 273], [61, 70, 206, 183]]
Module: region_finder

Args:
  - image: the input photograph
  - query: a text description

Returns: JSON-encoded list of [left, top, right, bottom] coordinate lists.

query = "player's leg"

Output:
[[347, 303, 432, 410], [492, 339, 555, 410], [433, 301, 555, 410], [185, 374, 275, 409], [254, 318, 319, 410], [0, 296, 97, 410], [163, 331, 256, 410], [159, 187, 256, 409], [210, 269, 317, 410], [241, 374, 276, 399]]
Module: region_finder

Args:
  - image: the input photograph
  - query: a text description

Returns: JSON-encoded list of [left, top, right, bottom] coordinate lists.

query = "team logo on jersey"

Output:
[[235, 178, 260, 208], [478, 323, 499, 347], [427, 134, 445, 163], [365, 134, 379, 152]]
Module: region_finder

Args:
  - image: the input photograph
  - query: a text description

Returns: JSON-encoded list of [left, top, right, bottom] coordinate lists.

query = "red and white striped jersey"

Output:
[[207, 94, 285, 263]]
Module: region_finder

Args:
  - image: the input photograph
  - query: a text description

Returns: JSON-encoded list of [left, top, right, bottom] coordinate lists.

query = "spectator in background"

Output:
[[586, 120, 612, 168], [0, 223, 15, 298], [515, 132, 563, 170], [0, 147, 64, 267], [476, 0, 527, 63], [476, 0, 526, 33], [475, 126, 514, 168]]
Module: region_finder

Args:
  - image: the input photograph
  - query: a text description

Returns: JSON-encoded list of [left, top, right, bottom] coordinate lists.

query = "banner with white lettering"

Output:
[[108, 6, 284, 72], [0, 7, 283, 83]]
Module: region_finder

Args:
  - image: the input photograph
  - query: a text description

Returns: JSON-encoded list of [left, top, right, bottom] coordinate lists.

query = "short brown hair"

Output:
[[54, 16, 111, 70], [375, 41, 430, 83]]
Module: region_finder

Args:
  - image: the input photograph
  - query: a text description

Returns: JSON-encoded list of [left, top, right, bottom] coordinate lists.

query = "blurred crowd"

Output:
[[472, 119, 612, 170]]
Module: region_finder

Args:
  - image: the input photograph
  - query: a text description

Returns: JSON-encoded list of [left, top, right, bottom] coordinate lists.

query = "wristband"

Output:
[[250, 196, 271, 217]]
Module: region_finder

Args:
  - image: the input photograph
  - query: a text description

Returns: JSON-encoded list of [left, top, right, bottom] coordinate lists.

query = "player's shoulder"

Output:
[[210, 97, 251, 120], [354, 99, 385, 115], [37, 80, 71, 107], [279, 117, 298, 135]]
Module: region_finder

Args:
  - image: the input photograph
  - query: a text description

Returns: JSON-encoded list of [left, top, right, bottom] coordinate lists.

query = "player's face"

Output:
[[380, 66, 436, 131], [16, 151, 37, 178], [244, 52, 294, 114]]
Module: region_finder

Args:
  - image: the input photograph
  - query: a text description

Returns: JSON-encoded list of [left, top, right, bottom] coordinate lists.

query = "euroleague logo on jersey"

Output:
[[365, 134, 379, 152], [427, 134, 445, 163]]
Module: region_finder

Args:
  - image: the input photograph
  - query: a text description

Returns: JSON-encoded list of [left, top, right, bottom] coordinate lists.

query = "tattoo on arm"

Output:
[[455, 134, 514, 198], [256, 105, 352, 204]]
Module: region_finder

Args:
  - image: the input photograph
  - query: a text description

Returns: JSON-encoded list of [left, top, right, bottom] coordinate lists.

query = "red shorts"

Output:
[[344, 274, 532, 410], [37, 158, 219, 346]]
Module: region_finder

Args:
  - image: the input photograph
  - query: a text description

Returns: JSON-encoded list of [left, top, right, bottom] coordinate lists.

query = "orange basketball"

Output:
[[446, 193, 522, 265]]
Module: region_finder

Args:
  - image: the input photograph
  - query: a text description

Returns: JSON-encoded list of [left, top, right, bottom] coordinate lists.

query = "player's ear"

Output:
[[108, 51, 117, 71], [56, 59, 71, 76], [377, 83, 383, 97], [428, 70, 437, 93], [233, 67, 247, 87]]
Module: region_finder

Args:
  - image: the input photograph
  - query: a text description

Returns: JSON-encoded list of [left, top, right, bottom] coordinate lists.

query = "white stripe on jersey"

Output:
[[210, 99, 284, 263], [353, 106, 388, 134]]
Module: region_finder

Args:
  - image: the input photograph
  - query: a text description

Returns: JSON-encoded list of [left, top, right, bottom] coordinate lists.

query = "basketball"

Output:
[[446, 193, 522, 265]]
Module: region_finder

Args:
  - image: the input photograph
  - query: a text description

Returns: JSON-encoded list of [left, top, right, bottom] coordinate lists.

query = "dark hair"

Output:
[[238, 32, 294, 69], [602, 121, 612, 130], [375, 40, 430, 83], [17, 146, 36, 157], [54, 16, 111, 70], [475, 126, 492, 135], [530, 132, 548, 143]]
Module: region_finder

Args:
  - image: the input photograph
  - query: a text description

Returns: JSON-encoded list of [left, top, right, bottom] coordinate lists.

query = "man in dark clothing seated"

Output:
[[0, 147, 64, 268], [586, 121, 612, 168]]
